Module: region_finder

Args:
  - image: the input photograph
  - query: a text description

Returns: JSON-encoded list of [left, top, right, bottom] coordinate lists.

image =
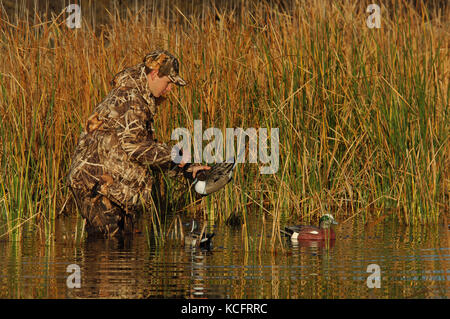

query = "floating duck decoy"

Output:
[[281, 214, 338, 241], [183, 220, 215, 249]]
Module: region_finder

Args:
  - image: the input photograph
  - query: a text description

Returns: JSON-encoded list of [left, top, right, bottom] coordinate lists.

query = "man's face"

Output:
[[147, 70, 174, 97]]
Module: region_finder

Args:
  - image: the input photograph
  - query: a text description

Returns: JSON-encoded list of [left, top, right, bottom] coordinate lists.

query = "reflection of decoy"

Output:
[[184, 161, 237, 196], [281, 214, 338, 241], [291, 239, 336, 249], [182, 220, 215, 249]]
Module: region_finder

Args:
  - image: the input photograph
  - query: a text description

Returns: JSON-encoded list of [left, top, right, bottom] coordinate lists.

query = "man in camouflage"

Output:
[[67, 50, 208, 238]]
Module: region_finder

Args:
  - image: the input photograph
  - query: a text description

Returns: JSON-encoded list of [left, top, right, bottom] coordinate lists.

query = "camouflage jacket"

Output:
[[68, 63, 177, 211]]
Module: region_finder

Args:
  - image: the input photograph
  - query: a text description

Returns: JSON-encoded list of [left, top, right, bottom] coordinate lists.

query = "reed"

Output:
[[0, 0, 448, 242]]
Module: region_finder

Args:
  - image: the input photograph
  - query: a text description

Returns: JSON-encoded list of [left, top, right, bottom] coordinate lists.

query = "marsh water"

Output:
[[0, 213, 448, 299]]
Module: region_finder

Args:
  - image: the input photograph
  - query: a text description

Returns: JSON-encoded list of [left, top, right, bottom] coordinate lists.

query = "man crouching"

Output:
[[67, 50, 209, 238]]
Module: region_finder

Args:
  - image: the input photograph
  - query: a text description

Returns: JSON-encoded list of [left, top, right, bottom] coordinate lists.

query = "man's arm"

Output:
[[117, 104, 173, 168], [116, 98, 211, 175]]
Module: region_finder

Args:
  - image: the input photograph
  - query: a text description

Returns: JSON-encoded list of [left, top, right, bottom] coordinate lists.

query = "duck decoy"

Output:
[[183, 220, 215, 249], [281, 214, 338, 241], [193, 162, 236, 195], [182, 160, 237, 196]]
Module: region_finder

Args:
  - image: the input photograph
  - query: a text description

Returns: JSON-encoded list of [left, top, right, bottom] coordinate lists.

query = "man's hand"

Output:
[[176, 149, 211, 178], [185, 164, 211, 178], [191, 165, 211, 178]]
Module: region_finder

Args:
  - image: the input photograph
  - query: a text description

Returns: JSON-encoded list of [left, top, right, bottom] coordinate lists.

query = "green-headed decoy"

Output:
[[281, 214, 338, 241]]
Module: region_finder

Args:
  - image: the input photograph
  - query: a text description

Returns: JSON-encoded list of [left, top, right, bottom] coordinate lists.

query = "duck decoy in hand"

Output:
[[281, 214, 338, 241], [183, 161, 237, 196], [183, 220, 215, 249]]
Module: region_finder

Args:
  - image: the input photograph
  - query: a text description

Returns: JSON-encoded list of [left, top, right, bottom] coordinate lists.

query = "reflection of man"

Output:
[[68, 50, 209, 238]]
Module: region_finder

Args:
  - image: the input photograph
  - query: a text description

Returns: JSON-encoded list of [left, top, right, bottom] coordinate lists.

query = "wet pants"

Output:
[[71, 188, 134, 238]]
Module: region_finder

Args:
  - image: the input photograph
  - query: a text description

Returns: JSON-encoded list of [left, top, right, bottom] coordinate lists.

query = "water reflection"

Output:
[[0, 213, 448, 298], [290, 238, 336, 250]]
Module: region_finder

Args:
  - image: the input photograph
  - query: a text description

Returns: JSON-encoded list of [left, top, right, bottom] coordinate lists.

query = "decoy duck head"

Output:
[[319, 214, 338, 229]]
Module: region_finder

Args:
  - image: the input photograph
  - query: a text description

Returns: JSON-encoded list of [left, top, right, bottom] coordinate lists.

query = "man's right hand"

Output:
[[187, 165, 211, 178]]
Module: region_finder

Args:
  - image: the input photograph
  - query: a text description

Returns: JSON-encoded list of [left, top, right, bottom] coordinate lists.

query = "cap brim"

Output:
[[168, 74, 187, 86]]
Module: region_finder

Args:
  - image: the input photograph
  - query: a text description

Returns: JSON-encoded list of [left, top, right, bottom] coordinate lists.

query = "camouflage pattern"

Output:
[[143, 50, 187, 86], [68, 50, 186, 237]]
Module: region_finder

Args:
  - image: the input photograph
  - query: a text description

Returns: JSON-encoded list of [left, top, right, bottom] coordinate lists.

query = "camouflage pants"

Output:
[[71, 188, 135, 238]]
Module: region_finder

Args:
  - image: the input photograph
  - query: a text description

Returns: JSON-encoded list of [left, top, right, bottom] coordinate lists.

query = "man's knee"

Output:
[[71, 186, 139, 237], [77, 194, 125, 236]]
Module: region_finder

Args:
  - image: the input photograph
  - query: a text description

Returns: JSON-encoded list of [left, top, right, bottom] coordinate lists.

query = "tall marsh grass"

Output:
[[0, 0, 448, 241]]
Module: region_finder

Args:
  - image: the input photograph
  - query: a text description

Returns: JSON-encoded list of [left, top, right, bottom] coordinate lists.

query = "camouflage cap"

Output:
[[143, 50, 187, 86]]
